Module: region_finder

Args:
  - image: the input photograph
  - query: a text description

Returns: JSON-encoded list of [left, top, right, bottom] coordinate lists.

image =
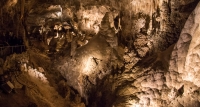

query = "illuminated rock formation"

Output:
[[0, 0, 200, 107]]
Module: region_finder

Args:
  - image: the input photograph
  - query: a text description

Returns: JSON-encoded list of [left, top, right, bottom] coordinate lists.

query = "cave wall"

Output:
[[0, 0, 200, 107], [24, 0, 198, 51], [1, 0, 198, 54], [168, 0, 200, 101], [90, 1, 200, 107]]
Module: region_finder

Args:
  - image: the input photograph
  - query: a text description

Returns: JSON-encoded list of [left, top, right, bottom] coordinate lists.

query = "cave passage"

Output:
[[0, 0, 200, 107]]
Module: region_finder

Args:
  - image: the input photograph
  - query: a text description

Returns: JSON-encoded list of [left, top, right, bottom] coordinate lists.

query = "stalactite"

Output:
[[129, 0, 132, 20], [150, 1, 152, 17], [16, 2, 20, 37], [128, 0, 171, 15], [20, 0, 25, 19], [18, 0, 29, 49], [154, 0, 157, 8]]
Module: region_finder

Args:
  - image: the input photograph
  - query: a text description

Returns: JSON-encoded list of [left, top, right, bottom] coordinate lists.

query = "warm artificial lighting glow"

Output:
[[57, 12, 62, 17], [182, 72, 195, 82], [77, 6, 108, 33], [130, 0, 169, 15], [93, 25, 100, 34], [83, 56, 95, 75], [5, 0, 18, 7], [128, 101, 140, 107], [27, 66, 48, 83], [58, 5, 62, 18], [86, 20, 92, 29]]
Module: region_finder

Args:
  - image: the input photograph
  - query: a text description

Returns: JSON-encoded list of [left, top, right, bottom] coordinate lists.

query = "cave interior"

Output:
[[0, 0, 200, 107]]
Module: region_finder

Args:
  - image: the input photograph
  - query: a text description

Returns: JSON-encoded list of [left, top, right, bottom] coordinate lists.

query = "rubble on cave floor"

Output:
[[0, 51, 86, 107]]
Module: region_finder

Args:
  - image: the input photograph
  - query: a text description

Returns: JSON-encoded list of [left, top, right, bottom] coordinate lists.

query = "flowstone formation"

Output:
[[89, 1, 200, 107], [167, 2, 200, 106], [0, 0, 200, 107], [56, 11, 123, 104], [25, 0, 200, 106], [0, 51, 86, 107]]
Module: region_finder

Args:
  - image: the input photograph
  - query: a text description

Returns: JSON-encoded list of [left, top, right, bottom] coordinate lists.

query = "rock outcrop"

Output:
[[0, 0, 200, 107], [89, 1, 200, 107]]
